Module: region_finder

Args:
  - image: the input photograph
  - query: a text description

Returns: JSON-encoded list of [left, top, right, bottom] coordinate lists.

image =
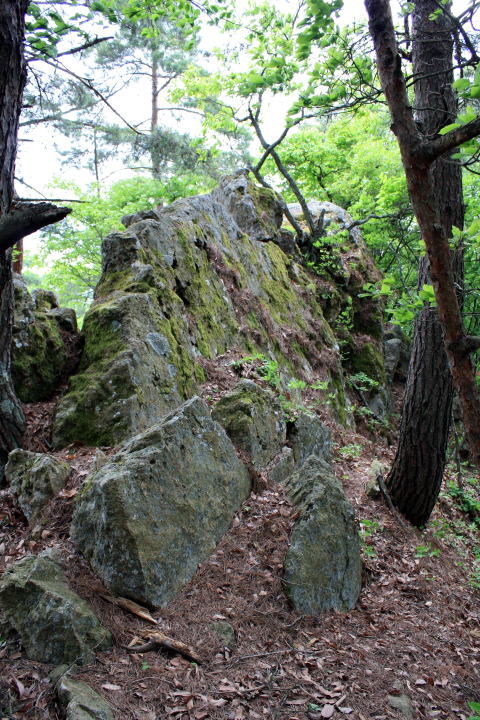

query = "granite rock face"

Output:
[[0, 553, 111, 664], [212, 380, 286, 468], [71, 397, 250, 607], [281, 456, 362, 614], [5, 449, 70, 522]]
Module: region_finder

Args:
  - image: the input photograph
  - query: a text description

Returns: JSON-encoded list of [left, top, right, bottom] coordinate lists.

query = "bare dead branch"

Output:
[[125, 631, 202, 664], [0, 202, 71, 252]]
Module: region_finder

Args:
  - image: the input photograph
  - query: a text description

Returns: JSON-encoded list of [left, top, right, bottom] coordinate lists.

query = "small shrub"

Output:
[[415, 543, 441, 559], [339, 442, 363, 459]]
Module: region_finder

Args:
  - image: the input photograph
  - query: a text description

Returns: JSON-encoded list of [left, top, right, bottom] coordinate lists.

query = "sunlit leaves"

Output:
[[296, 0, 343, 60]]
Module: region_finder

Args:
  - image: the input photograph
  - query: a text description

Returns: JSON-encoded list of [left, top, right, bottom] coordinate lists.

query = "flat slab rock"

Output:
[[0, 552, 111, 664], [282, 455, 362, 614], [71, 396, 251, 608]]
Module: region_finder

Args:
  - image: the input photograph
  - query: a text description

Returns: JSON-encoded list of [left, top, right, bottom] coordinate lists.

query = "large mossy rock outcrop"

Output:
[[212, 380, 286, 468], [282, 456, 362, 614], [53, 173, 383, 448], [0, 553, 111, 664], [5, 449, 70, 522], [71, 397, 250, 607], [12, 276, 78, 403]]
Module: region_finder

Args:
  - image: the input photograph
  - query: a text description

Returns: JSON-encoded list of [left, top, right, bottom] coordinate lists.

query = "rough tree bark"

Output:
[[386, 0, 462, 525], [365, 0, 480, 524], [0, 0, 29, 478], [0, 1, 70, 478]]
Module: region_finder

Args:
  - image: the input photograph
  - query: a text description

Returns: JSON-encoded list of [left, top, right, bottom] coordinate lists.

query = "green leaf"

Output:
[[439, 122, 460, 135], [452, 77, 471, 92]]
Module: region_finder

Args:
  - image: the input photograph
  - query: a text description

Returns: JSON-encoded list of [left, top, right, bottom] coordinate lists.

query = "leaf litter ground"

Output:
[[0, 366, 479, 720]]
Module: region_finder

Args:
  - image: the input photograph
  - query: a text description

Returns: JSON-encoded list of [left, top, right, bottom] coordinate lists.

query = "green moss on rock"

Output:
[[11, 277, 77, 403]]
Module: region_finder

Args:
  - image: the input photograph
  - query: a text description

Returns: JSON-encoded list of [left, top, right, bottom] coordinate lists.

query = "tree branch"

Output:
[[248, 166, 305, 241], [0, 202, 71, 252], [39, 57, 143, 135], [431, 0, 479, 63], [248, 107, 317, 238], [422, 115, 480, 162], [55, 36, 113, 59]]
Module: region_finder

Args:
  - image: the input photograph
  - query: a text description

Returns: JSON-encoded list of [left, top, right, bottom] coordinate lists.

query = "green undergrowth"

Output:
[[431, 470, 480, 592], [229, 352, 345, 422]]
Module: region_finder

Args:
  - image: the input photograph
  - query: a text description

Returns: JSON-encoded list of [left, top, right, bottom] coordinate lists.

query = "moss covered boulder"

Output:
[[212, 380, 286, 468], [0, 552, 111, 664], [11, 276, 78, 403], [71, 397, 250, 607], [53, 175, 348, 448], [282, 456, 361, 614], [5, 449, 70, 522]]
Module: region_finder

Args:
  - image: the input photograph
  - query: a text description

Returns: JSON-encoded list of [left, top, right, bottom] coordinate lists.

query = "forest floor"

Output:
[[0, 364, 479, 720]]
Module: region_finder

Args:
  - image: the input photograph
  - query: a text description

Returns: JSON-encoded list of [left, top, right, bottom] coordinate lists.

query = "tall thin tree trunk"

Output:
[[0, 0, 28, 478], [150, 52, 160, 178]]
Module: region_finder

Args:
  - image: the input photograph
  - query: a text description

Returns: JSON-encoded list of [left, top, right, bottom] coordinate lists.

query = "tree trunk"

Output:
[[365, 0, 480, 525], [385, 0, 463, 525], [0, 0, 29, 478], [150, 52, 161, 178]]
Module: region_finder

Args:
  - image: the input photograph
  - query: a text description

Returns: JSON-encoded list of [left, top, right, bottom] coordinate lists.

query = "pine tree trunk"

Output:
[[0, 0, 28, 478], [385, 0, 464, 525], [150, 52, 161, 179]]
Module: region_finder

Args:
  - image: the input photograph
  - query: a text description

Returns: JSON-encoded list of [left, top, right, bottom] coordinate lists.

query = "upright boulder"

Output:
[[212, 380, 286, 468], [71, 397, 251, 607], [282, 456, 361, 614], [11, 276, 78, 402], [5, 449, 70, 522], [287, 411, 332, 467], [0, 553, 111, 664]]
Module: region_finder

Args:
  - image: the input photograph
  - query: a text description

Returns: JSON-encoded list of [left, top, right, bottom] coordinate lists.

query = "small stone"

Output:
[[282, 456, 362, 614], [92, 449, 108, 472], [57, 676, 113, 720], [387, 693, 414, 719], [287, 412, 332, 467], [365, 460, 387, 499], [268, 447, 295, 485], [210, 621, 236, 649]]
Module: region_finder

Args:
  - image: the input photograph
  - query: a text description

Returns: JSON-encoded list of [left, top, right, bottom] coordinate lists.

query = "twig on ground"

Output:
[[377, 474, 408, 528], [124, 631, 202, 664]]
